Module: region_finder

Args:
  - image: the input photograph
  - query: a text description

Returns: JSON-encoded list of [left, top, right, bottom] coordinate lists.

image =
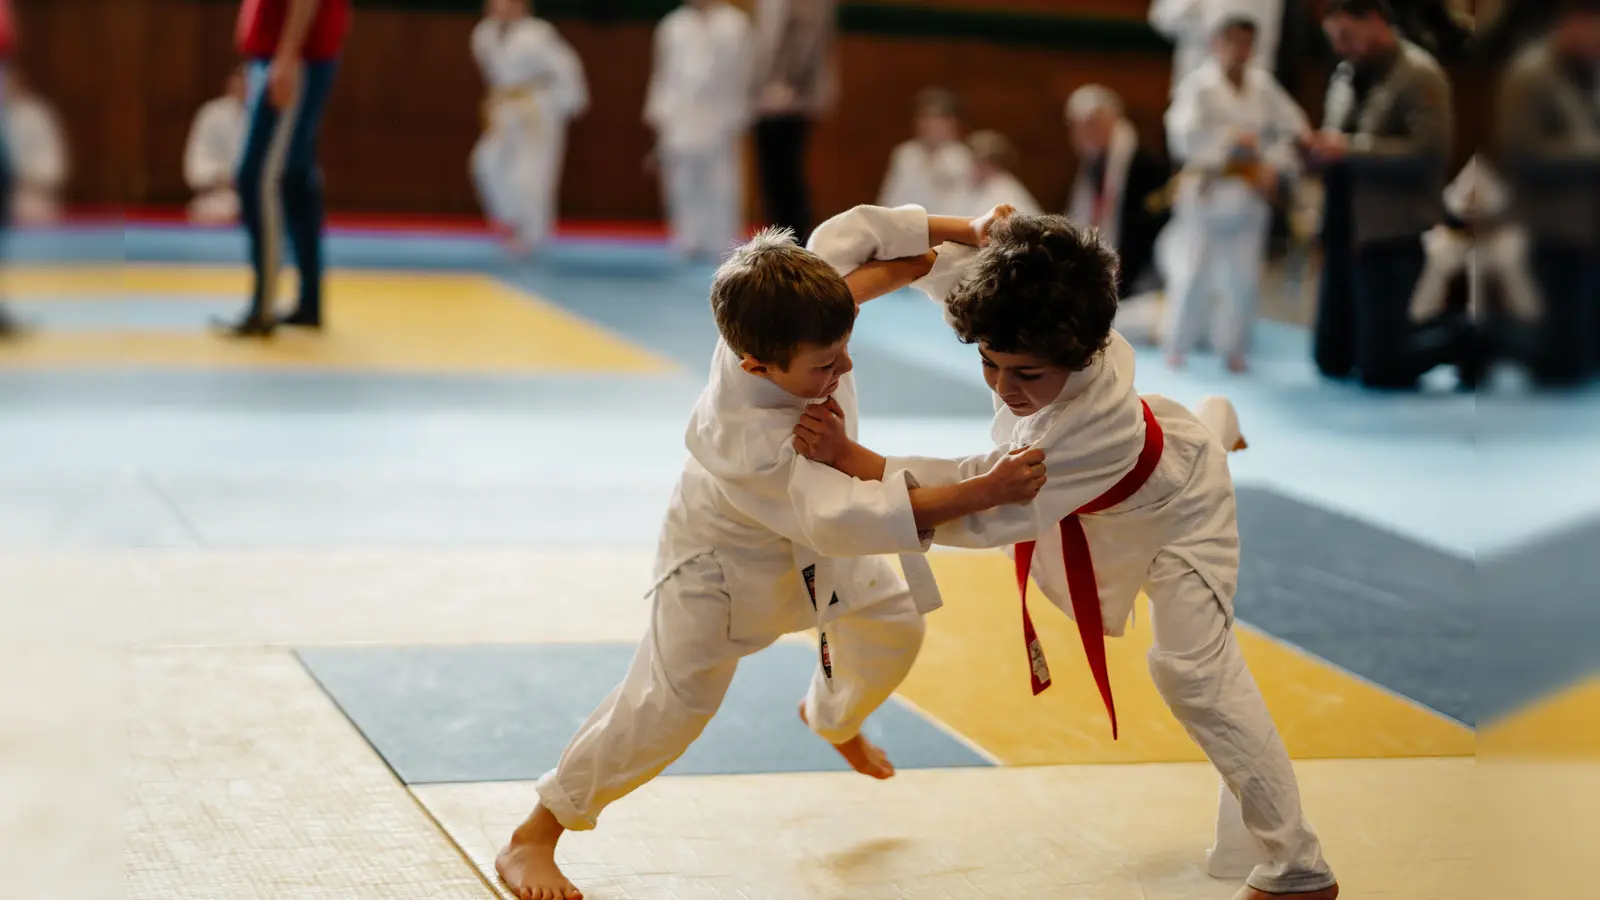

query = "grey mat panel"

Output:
[[297, 642, 989, 785], [1234, 485, 1476, 724]]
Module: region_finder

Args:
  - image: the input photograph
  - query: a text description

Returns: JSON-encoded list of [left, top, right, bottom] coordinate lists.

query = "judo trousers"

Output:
[[1162, 195, 1272, 361], [1145, 550, 1336, 894], [237, 58, 337, 326], [536, 553, 925, 831], [661, 141, 742, 258], [471, 114, 568, 247]]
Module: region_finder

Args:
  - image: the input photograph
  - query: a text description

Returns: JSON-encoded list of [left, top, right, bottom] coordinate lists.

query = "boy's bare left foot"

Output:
[[496, 805, 582, 900], [1226, 355, 1250, 374], [1233, 885, 1339, 900], [798, 701, 895, 779]]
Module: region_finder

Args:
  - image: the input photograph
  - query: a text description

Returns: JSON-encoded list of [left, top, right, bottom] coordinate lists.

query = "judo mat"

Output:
[[297, 642, 991, 784], [5, 223, 1590, 899]]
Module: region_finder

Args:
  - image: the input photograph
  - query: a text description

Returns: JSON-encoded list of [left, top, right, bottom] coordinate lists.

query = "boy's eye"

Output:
[[1016, 371, 1043, 382], [980, 357, 998, 369]]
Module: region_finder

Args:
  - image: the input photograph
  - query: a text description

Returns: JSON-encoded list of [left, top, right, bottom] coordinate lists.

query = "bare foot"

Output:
[[1167, 352, 1186, 370], [1232, 885, 1339, 900], [1226, 355, 1250, 374], [798, 701, 895, 779], [496, 805, 582, 900]]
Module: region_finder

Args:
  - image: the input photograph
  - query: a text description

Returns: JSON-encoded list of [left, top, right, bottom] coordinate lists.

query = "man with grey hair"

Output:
[[1064, 84, 1171, 299]]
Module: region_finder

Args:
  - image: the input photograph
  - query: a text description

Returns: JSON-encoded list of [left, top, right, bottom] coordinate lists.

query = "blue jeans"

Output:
[[236, 58, 338, 323]]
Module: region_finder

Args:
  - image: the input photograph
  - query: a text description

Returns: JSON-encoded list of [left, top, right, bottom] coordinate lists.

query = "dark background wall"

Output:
[[10, 0, 1481, 222]]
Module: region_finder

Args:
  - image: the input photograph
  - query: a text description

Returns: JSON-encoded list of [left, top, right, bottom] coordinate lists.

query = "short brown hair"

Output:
[[945, 214, 1120, 372], [710, 227, 856, 369]]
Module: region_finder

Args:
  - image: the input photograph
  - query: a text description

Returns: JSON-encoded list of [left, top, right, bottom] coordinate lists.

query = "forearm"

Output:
[[909, 478, 999, 533], [927, 215, 979, 246], [831, 441, 887, 482], [844, 253, 937, 305], [278, 0, 322, 57]]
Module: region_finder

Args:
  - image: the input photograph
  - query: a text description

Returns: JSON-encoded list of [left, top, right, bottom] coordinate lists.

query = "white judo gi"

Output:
[[471, 14, 588, 248], [4, 93, 65, 225], [1161, 59, 1308, 362], [878, 140, 975, 214], [1149, 0, 1282, 95], [814, 204, 1335, 895], [536, 212, 948, 832], [645, 1, 751, 259], [184, 94, 246, 225], [1411, 156, 1540, 325]]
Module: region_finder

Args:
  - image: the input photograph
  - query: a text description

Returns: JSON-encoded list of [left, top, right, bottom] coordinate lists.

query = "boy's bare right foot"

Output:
[[1232, 885, 1339, 900], [496, 804, 582, 900], [798, 701, 896, 779]]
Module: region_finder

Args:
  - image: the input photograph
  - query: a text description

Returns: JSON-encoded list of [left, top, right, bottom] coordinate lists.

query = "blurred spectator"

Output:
[[750, 0, 837, 241], [1064, 84, 1170, 299], [1390, 0, 1475, 63], [471, 0, 589, 257], [1148, 0, 1282, 94], [877, 87, 973, 214], [963, 130, 1041, 216], [1495, 0, 1600, 385], [1409, 157, 1540, 383], [184, 66, 248, 226], [5, 73, 66, 226], [217, 0, 351, 337], [1161, 11, 1309, 374], [1306, 0, 1456, 390], [644, 0, 751, 262], [0, 0, 15, 338]]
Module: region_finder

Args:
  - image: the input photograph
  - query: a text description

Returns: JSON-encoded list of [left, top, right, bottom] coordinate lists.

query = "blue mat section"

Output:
[[1235, 486, 1475, 725], [297, 642, 990, 785], [1476, 516, 1600, 725]]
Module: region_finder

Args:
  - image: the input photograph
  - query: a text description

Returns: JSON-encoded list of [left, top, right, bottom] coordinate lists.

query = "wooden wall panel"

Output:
[[40, 1, 1488, 223], [119, 4, 1174, 220]]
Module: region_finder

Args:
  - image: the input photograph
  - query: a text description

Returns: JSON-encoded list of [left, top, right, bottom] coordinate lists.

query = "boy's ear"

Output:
[[739, 355, 771, 376]]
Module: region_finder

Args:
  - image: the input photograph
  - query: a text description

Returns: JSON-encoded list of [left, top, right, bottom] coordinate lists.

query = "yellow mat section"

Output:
[[1480, 676, 1600, 759], [0, 265, 676, 375], [899, 551, 1475, 764]]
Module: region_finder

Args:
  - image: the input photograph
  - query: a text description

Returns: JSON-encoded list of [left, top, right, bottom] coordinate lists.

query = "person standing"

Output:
[[1305, 0, 1454, 389], [1064, 85, 1172, 300], [1149, 0, 1283, 95], [645, 0, 751, 261], [1496, 0, 1600, 385], [471, 0, 588, 257], [0, 0, 17, 338], [217, 0, 351, 337], [185, 66, 249, 225], [750, 0, 837, 242]]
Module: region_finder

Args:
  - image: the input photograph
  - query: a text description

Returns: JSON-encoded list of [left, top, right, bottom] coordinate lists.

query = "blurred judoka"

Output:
[[1161, 12, 1308, 372], [184, 66, 248, 225], [645, 0, 751, 262], [963, 130, 1042, 216], [878, 88, 974, 214], [4, 73, 65, 226], [1149, 0, 1282, 94], [471, 0, 588, 256]]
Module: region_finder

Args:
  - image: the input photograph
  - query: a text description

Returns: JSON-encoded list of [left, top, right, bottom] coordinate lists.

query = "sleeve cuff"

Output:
[[892, 468, 935, 550], [910, 243, 980, 312]]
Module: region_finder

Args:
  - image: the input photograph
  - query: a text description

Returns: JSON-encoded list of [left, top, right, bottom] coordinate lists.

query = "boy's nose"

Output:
[[837, 352, 854, 376]]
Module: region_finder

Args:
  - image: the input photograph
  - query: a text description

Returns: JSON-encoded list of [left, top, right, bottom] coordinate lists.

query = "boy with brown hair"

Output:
[[495, 207, 1048, 900], [794, 205, 1338, 900]]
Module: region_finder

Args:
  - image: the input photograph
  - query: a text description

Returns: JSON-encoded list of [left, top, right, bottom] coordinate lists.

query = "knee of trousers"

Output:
[[1146, 637, 1244, 715]]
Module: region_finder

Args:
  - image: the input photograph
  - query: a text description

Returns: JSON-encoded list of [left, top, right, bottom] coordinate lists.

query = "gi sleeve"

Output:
[[806, 204, 933, 277]]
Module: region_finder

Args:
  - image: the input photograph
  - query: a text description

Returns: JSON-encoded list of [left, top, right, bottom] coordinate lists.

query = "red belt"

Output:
[[1014, 399, 1164, 740]]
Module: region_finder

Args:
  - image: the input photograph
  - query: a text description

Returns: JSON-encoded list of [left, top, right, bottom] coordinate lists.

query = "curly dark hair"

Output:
[[944, 213, 1121, 372]]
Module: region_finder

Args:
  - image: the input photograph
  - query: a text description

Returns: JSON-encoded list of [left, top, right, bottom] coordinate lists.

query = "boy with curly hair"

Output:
[[794, 205, 1339, 900]]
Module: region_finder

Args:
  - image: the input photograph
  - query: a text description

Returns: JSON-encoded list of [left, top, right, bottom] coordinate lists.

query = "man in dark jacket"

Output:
[[1064, 84, 1171, 299]]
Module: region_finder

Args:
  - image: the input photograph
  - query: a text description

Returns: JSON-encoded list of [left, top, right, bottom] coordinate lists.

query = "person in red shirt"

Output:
[[0, 0, 19, 338], [217, 0, 351, 337]]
